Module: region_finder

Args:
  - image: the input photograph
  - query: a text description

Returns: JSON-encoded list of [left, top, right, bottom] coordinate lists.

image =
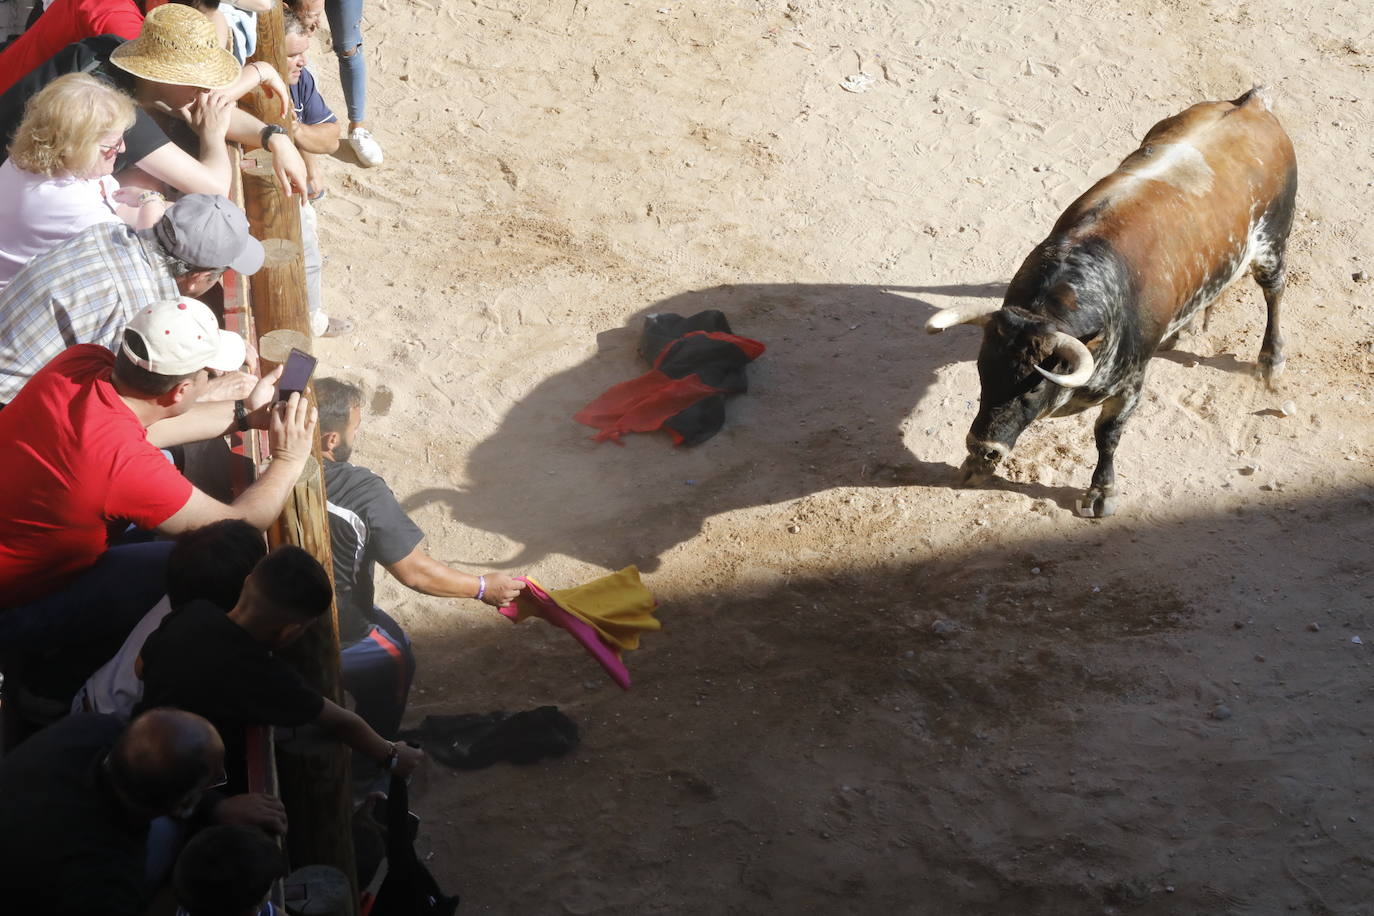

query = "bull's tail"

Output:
[[1233, 85, 1273, 111]]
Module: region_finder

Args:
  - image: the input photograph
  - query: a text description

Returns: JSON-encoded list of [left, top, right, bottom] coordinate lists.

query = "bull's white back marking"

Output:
[[1120, 143, 1215, 196]]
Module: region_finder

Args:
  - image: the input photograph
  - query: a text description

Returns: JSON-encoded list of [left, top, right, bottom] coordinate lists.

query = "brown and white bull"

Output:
[[926, 88, 1297, 517]]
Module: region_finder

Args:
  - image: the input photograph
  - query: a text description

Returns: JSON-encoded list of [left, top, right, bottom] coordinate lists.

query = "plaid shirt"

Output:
[[0, 222, 178, 402]]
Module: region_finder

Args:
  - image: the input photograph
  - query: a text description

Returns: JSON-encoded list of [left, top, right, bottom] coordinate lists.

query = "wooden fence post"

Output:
[[241, 3, 358, 900]]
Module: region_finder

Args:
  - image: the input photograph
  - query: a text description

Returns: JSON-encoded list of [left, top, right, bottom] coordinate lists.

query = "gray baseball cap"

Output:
[[154, 194, 266, 275]]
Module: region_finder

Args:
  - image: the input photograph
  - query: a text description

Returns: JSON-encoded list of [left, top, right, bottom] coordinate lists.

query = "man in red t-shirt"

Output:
[[0, 0, 143, 96], [0, 297, 318, 682]]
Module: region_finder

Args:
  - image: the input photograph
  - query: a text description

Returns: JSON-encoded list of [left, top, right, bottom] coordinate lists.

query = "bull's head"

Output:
[[926, 302, 1095, 485]]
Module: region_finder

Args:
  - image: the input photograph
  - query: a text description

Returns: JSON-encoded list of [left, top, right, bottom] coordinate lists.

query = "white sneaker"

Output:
[[348, 127, 384, 167], [310, 311, 354, 338]]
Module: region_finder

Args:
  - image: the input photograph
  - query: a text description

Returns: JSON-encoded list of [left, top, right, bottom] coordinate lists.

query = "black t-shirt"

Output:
[[137, 599, 325, 793], [0, 713, 151, 914], [0, 36, 169, 170], [324, 459, 425, 645]]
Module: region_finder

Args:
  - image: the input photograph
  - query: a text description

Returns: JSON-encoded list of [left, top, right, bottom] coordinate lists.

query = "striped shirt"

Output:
[[0, 221, 178, 402]]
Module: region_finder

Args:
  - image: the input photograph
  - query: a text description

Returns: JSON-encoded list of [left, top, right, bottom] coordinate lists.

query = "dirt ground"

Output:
[[306, 0, 1374, 912]]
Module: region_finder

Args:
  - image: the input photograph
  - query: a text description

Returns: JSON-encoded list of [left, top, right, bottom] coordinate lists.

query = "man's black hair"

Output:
[[112, 328, 199, 396], [166, 520, 268, 609], [173, 825, 286, 916], [252, 545, 333, 622], [313, 377, 363, 434]]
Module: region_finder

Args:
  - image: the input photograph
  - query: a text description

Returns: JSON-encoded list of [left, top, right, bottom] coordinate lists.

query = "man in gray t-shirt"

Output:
[[315, 378, 524, 739]]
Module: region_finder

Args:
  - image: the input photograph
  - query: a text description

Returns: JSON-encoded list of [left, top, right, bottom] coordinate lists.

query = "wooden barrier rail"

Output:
[[222, 3, 360, 905]]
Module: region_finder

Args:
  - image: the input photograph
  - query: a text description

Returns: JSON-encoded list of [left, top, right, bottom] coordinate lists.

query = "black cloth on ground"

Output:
[[643, 310, 762, 446], [576, 309, 764, 446], [397, 706, 579, 770], [135, 599, 324, 794]]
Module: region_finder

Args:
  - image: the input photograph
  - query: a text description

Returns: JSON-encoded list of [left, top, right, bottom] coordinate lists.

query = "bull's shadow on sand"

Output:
[[402, 282, 1085, 571]]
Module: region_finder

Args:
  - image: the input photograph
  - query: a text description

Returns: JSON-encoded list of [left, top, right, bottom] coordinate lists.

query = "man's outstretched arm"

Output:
[[386, 548, 525, 606]]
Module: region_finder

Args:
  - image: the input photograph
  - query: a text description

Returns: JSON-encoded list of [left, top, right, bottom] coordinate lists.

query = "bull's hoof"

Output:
[[1256, 353, 1286, 389], [1076, 488, 1118, 518]]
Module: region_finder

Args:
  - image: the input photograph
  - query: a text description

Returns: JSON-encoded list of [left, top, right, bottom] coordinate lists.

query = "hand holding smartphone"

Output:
[[277, 347, 318, 403]]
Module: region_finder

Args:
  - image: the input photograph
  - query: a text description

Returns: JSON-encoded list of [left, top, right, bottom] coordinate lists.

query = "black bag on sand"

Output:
[[370, 774, 459, 916], [397, 706, 579, 771]]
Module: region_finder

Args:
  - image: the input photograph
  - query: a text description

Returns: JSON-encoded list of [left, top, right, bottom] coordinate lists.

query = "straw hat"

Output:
[[108, 4, 241, 90]]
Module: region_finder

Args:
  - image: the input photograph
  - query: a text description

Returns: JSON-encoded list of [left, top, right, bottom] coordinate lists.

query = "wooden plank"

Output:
[[225, 148, 287, 914], [242, 3, 359, 900]]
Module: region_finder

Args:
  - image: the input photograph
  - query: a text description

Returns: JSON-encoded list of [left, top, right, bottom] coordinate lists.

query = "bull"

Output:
[[925, 88, 1297, 517]]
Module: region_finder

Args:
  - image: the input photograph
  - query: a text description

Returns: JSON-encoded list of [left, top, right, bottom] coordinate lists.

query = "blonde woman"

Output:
[[0, 73, 167, 290], [0, 6, 303, 202]]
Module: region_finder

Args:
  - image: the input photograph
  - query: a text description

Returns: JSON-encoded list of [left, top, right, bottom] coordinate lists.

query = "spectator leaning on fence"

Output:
[[73, 519, 270, 719], [0, 193, 262, 405], [0, 708, 286, 915], [0, 73, 168, 292], [0, 298, 317, 690], [0, 4, 305, 199], [136, 546, 426, 796]]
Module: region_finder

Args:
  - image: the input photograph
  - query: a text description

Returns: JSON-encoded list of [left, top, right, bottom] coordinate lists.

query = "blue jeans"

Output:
[[341, 608, 415, 741], [0, 541, 174, 656], [325, 0, 366, 123]]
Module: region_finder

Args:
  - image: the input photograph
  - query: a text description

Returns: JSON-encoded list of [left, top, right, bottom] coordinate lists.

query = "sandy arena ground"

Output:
[[305, 1, 1374, 912]]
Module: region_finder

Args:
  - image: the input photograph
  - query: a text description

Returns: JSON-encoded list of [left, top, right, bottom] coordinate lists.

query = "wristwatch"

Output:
[[259, 123, 287, 149], [233, 399, 250, 432]]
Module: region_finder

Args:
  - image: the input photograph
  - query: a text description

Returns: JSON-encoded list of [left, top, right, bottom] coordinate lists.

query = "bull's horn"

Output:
[[924, 301, 1001, 334], [1034, 331, 1094, 388]]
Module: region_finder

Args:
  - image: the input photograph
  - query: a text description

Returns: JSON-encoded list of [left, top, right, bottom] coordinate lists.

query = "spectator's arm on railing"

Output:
[[315, 699, 425, 777], [227, 106, 309, 197], [132, 92, 235, 197], [226, 61, 291, 121]]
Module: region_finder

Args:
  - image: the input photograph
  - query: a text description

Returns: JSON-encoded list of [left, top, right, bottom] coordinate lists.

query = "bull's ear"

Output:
[[1082, 330, 1105, 352]]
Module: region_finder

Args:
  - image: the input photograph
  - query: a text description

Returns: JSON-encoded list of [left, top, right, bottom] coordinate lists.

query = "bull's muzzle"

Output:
[[959, 440, 1008, 485]]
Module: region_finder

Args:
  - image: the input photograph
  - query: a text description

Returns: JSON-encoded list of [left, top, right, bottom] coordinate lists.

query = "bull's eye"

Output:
[[983, 449, 1001, 462]]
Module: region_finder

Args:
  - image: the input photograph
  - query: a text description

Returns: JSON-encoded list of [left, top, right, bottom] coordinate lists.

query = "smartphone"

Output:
[[277, 347, 317, 403]]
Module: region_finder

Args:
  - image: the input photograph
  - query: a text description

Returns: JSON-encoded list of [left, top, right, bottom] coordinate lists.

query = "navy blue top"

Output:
[[290, 67, 337, 126]]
